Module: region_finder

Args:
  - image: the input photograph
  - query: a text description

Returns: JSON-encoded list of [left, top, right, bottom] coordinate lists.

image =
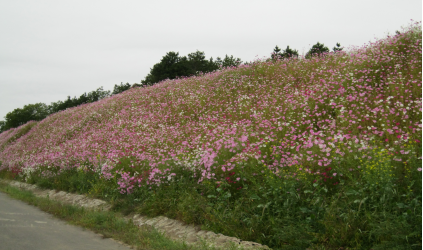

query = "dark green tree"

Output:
[[2, 103, 49, 131], [141, 51, 241, 85], [305, 42, 329, 59], [281, 46, 299, 58], [86, 86, 110, 101], [49, 96, 77, 113], [1, 87, 110, 132], [49, 87, 110, 113], [332, 43, 343, 52], [187, 50, 217, 74], [0, 121, 5, 133], [142, 52, 191, 85], [271, 45, 283, 60], [271, 45, 299, 61], [112, 82, 131, 95], [215, 55, 242, 68]]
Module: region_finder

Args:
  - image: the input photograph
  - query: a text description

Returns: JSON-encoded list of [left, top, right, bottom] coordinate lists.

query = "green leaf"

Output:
[[345, 189, 358, 196], [300, 207, 309, 213], [250, 194, 261, 200], [396, 202, 406, 208], [223, 192, 231, 199]]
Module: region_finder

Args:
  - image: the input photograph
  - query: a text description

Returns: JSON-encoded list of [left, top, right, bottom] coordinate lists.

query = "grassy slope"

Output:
[[0, 22, 422, 249]]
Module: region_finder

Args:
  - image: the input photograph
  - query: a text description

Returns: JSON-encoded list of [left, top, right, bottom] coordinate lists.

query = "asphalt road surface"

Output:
[[0, 192, 132, 250]]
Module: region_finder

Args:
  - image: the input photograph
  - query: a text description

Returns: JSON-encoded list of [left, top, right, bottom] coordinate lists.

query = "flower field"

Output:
[[0, 22, 421, 249]]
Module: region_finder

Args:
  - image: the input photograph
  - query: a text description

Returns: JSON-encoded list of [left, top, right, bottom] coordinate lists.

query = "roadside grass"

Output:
[[0, 182, 233, 250], [1, 146, 421, 250]]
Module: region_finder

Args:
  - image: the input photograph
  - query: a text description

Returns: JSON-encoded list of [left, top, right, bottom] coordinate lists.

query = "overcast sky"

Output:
[[0, 0, 421, 120]]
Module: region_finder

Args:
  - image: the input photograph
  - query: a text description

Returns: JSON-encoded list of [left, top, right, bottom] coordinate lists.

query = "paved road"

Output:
[[0, 192, 132, 250]]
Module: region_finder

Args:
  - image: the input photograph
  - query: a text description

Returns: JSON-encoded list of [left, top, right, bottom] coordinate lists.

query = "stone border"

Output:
[[0, 179, 270, 250]]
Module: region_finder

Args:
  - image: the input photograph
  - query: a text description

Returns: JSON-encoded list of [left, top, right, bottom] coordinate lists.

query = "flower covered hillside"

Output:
[[0, 22, 421, 194]]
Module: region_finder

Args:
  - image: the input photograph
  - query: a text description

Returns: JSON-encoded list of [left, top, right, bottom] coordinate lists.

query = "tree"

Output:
[[215, 55, 242, 68], [1, 86, 111, 132], [333, 43, 343, 52], [87, 86, 110, 101], [271, 45, 283, 60], [187, 50, 215, 74], [2, 103, 49, 131], [0, 121, 5, 133], [142, 52, 191, 85], [112, 82, 131, 95], [141, 51, 241, 85], [48, 97, 75, 113], [305, 42, 329, 59], [281, 46, 299, 58], [271, 45, 299, 61], [49, 87, 110, 113]]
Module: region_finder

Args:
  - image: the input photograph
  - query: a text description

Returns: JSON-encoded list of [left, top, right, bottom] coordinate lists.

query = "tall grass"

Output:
[[0, 21, 421, 249]]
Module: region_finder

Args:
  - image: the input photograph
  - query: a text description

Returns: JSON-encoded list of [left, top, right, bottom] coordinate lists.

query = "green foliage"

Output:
[[1, 87, 111, 133], [2, 103, 48, 131], [49, 86, 110, 113], [271, 45, 299, 61], [187, 51, 217, 73], [305, 42, 330, 59], [142, 51, 190, 85], [141, 51, 241, 85], [282, 46, 299, 58], [0, 121, 5, 133], [332, 42, 343, 52], [112, 82, 132, 95], [25, 165, 100, 195], [8, 146, 421, 249], [271, 45, 283, 60], [214, 54, 242, 68], [0, 166, 21, 179]]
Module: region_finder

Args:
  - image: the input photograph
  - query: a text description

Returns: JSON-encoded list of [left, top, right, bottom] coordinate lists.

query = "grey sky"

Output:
[[0, 0, 421, 120]]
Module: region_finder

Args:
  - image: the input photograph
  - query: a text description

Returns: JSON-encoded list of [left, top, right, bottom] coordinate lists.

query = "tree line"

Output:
[[0, 83, 135, 132], [142, 51, 242, 85], [0, 42, 342, 133], [270, 42, 342, 60]]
